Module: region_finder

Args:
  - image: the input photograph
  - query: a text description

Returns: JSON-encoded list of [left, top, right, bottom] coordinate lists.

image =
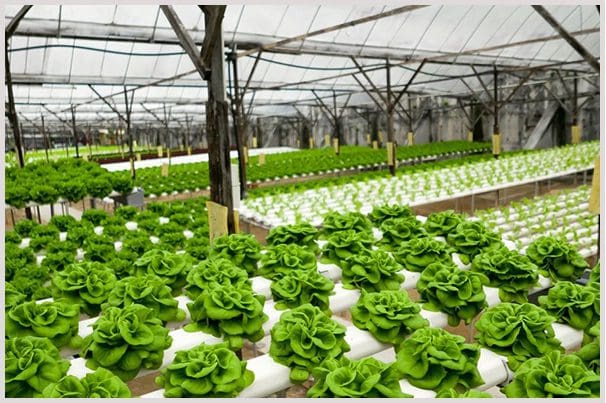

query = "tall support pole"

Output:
[[123, 88, 135, 179], [571, 74, 581, 144], [492, 66, 501, 158], [70, 106, 80, 158], [40, 115, 50, 162], [228, 48, 247, 199], [385, 58, 396, 176], [204, 7, 235, 232], [332, 91, 341, 155], [5, 42, 27, 169]]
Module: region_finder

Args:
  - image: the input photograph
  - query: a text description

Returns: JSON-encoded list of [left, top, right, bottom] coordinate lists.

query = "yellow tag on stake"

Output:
[[492, 133, 501, 155], [571, 125, 581, 144], [206, 201, 229, 243], [157, 146, 163, 157], [252, 137, 258, 148], [161, 163, 169, 177], [333, 138, 339, 153], [588, 157, 600, 214], [372, 140, 378, 150], [407, 132, 414, 146], [386, 142, 395, 166], [467, 131, 473, 142], [324, 134, 330, 147], [258, 154, 266, 166]]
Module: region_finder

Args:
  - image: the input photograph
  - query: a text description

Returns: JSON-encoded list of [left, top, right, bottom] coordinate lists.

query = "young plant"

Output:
[[319, 211, 373, 239], [341, 249, 404, 292], [526, 236, 589, 282], [269, 304, 350, 384], [392, 237, 454, 272], [103, 274, 186, 323], [307, 356, 411, 398], [271, 269, 335, 314], [474, 302, 563, 370], [538, 281, 599, 331], [209, 233, 262, 276], [423, 210, 465, 237], [367, 204, 414, 225], [378, 216, 427, 250], [394, 327, 484, 392], [320, 229, 374, 267], [266, 222, 319, 254], [446, 220, 503, 264], [133, 249, 193, 293], [471, 247, 539, 303], [38, 368, 131, 398], [259, 243, 317, 280], [184, 283, 268, 351], [416, 262, 488, 326], [502, 350, 599, 398], [185, 258, 251, 301], [6, 300, 81, 348], [5, 336, 70, 397], [81, 304, 172, 381], [350, 290, 428, 345], [156, 342, 254, 398]]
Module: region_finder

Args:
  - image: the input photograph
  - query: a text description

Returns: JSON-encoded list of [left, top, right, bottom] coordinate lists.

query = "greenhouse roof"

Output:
[[5, 4, 601, 127]]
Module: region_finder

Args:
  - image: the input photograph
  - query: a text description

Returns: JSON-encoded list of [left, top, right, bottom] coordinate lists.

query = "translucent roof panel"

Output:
[[4, 4, 600, 122]]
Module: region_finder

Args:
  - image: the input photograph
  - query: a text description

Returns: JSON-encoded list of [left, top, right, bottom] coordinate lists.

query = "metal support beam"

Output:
[[238, 5, 427, 58], [70, 105, 80, 158], [390, 59, 427, 111], [228, 48, 248, 198], [160, 5, 209, 79], [123, 87, 135, 178], [6, 5, 33, 39], [241, 50, 262, 98], [350, 57, 389, 107], [501, 69, 534, 106], [385, 58, 396, 176], [88, 85, 127, 122], [532, 6, 600, 72]]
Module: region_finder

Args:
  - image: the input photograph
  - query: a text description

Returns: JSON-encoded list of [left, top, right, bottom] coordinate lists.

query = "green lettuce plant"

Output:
[[184, 236, 210, 261], [86, 175, 113, 200], [5, 230, 22, 245], [307, 356, 412, 398], [575, 321, 600, 374], [111, 173, 134, 195], [5, 243, 36, 282], [133, 249, 193, 293], [30, 184, 59, 206], [185, 258, 251, 300], [502, 350, 599, 397], [474, 302, 563, 370], [103, 274, 186, 323], [49, 214, 78, 232], [424, 210, 465, 237], [259, 243, 317, 280], [378, 216, 427, 250], [29, 224, 60, 251], [319, 211, 373, 238], [525, 236, 588, 282], [394, 327, 483, 392], [59, 180, 88, 203], [538, 281, 599, 331], [209, 233, 262, 276], [435, 389, 493, 398], [184, 284, 268, 350], [83, 234, 117, 263], [446, 221, 503, 264], [367, 204, 414, 225], [471, 247, 539, 303], [121, 231, 154, 256], [6, 300, 80, 348], [115, 205, 139, 221], [155, 342, 254, 397], [6, 185, 30, 208], [350, 290, 427, 345], [51, 261, 117, 316], [5, 282, 27, 310], [320, 229, 374, 267], [81, 304, 172, 381], [14, 218, 39, 237], [271, 269, 334, 314], [41, 250, 77, 273], [66, 221, 95, 246], [266, 222, 319, 254], [5, 336, 70, 397], [416, 262, 488, 326], [392, 237, 454, 272], [81, 208, 109, 226], [269, 303, 350, 383], [341, 249, 404, 292], [38, 368, 131, 398], [9, 264, 51, 301], [587, 262, 599, 291]]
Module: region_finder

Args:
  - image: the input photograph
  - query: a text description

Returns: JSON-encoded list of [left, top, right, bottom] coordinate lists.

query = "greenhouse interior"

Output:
[[3, 3, 604, 399]]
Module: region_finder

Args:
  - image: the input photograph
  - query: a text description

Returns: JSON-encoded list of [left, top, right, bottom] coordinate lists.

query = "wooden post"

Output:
[[204, 7, 235, 232], [385, 58, 396, 175], [228, 48, 248, 199], [123, 87, 136, 179], [40, 114, 50, 162], [492, 66, 501, 157]]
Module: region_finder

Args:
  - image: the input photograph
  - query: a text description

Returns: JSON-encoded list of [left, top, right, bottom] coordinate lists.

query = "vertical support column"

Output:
[[70, 105, 80, 158], [123, 88, 135, 179], [332, 91, 341, 155], [492, 66, 501, 158], [385, 58, 396, 176], [228, 48, 247, 199], [571, 74, 581, 144], [407, 96, 414, 146], [205, 8, 235, 233], [5, 42, 27, 170], [41, 115, 50, 162]]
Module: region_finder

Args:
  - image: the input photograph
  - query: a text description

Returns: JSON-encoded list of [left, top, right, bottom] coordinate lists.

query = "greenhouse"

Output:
[[3, 3, 603, 399]]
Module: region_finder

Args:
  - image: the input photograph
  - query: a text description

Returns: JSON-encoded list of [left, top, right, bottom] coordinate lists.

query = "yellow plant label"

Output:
[[187, 146, 192, 156], [258, 154, 266, 166], [233, 210, 240, 233], [136, 153, 142, 161], [366, 134, 371, 145], [206, 201, 229, 243], [387, 142, 395, 166], [161, 163, 169, 177], [408, 132, 414, 146], [252, 136, 258, 148], [571, 125, 581, 144], [378, 131, 384, 142], [243, 146, 249, 164], [157, 146, 163, 157], [333, 138, 339, 153], [492, 133, 501, 155], [588, 157, 600, 214], [372, 140, 378, 150], [324, 134, 330, 147], [309, 138, 314, 148], [467, 131, 473, 142], [130, 159, 135, 177]]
